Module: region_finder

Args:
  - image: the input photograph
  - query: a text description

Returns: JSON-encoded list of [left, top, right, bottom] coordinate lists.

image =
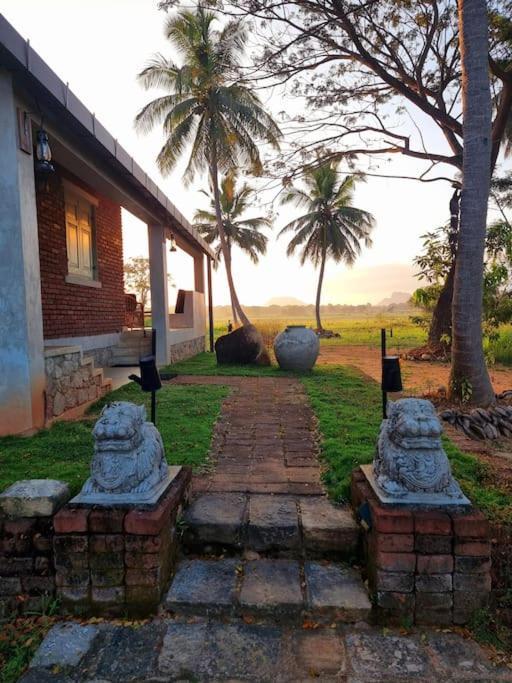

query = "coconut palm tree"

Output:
[[194, 173, 270, 325], [135, 7, 281, 326], [450, 0, 495, 406], [279, 163, 375, 333]]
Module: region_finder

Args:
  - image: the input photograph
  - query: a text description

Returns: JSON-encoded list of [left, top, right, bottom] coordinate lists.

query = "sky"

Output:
[[1, 0, 474, 306]]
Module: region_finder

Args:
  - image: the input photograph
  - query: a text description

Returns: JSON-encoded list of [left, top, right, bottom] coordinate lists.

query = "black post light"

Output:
[[129, 353, 162, 425], [381, 328, 403, 419]]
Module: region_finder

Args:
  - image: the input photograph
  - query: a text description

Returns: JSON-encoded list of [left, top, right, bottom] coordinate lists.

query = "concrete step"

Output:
[[163, 558, 371, 623], [110, 355, 144, 366], [182, 493, 359, 559]]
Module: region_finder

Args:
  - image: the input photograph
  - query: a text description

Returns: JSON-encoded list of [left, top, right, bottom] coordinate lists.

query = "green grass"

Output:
[[166, 353, 512, 522], [213, 315, 426, 349], [0, 381, 228, 495]]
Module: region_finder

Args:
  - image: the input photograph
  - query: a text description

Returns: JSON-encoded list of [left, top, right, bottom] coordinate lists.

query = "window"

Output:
[[64, 182, 98, 281]]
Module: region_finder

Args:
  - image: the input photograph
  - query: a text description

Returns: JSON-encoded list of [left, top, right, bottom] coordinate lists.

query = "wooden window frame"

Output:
[[63, 180, 99, 285]]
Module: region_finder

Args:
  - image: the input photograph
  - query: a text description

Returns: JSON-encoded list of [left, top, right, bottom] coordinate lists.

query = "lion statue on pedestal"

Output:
[[80, 402, 168, 496], [374, 398, 464, 500]]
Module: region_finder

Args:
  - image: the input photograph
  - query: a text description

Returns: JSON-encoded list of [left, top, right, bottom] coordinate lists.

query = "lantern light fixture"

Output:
[[35, 128, 54, 176], [169, 233, 177, 252]]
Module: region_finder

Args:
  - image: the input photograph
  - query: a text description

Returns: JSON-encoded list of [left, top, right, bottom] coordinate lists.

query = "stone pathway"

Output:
[[172, 376, 323, 495], [23, 618, 512, 682]]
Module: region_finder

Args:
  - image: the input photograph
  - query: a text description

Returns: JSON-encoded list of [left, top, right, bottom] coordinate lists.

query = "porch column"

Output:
[[0, 70, 45, 434], [148, 223, 171, 366], [193, 251, 205, 293], [207, 257, 214, 353]]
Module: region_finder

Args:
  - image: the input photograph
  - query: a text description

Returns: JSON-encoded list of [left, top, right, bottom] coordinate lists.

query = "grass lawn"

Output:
[[0, 381, 228, 496], [166, 353, 512, 523]]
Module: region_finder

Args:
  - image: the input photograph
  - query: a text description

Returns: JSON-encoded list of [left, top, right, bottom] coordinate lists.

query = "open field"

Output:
[[212, 315, 512, 365]]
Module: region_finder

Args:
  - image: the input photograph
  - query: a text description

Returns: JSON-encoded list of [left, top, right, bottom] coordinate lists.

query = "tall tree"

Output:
[[450, 0, 495, 405], [279, 163, 374, 333], [194, 173, 271, 325], [135, 7, 281, 326], [161, 0, 512, 348]]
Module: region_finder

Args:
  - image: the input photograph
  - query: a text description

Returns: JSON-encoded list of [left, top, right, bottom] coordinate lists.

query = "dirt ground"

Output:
[[318, 344, 512, 491], [318, 344, 512, 396]]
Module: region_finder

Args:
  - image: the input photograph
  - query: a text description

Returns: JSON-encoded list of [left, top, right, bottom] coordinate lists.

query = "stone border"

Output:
[[351, 467, 492, 625]]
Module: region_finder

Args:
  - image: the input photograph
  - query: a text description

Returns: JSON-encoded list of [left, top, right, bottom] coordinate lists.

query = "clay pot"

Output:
[[273, 325, 319, 371]]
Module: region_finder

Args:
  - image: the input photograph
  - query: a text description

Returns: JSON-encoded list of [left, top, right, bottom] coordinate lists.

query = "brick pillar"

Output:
[[351, 467, 491, 626], [53, 467, 191, 617]]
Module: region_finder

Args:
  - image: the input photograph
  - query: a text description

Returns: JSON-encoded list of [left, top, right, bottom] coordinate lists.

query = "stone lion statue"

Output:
[[374, 398, 464, 499], [80, 402, 168, 496]]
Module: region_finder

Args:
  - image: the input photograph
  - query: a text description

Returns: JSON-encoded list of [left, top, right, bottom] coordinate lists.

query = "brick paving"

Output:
[[172, 376, 324, 496]]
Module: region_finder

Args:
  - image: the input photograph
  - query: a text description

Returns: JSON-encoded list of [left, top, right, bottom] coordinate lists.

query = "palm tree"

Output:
[[450, 0, 495, 406], [194, 173, 270, 325], [135, 7, 281, 326], [279, 163, 375, 333]]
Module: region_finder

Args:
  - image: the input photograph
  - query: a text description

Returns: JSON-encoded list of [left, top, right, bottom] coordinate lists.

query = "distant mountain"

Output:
[[265, 296, 306, 306], [377, 291, 411, 306]]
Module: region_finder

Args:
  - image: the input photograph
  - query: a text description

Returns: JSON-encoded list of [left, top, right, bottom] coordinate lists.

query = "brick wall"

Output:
[[37, 167, 125, 339]]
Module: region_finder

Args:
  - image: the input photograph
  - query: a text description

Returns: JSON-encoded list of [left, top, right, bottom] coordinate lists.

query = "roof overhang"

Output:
[[0, 13, 215, 260]]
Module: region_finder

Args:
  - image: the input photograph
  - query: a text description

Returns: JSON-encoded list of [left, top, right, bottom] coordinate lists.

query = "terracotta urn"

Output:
[[273, 325, 320, 371]]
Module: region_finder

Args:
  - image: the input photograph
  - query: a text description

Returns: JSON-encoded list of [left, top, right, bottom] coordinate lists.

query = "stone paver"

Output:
[[240, 559, 303, 617], [300, 497, 359, 555], [247, 495, 300, 551], [344, 632, 433, 679], [164, 559, 239, 614], [29, 622, 98, 669], [25, 619, 512, 682], [183, 492, 247, 547], [173, 376, 323, 496], [304, 561, 372, 621]]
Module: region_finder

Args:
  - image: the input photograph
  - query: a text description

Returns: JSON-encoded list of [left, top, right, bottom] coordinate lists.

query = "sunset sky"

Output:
[[3, 0, 495, 307]]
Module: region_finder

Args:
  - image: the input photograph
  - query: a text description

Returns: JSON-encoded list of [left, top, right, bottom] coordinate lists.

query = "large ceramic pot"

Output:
[[273, 325, 320, 371]]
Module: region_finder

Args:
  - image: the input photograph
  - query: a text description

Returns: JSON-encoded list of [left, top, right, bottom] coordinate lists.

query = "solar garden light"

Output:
[[129, 355, 162, 425], [381, 328, 403, 419]]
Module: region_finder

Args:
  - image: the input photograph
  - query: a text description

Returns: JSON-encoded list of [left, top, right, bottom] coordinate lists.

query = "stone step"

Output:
[[182, 493, 359, 558], [163, 558, 371, 623]]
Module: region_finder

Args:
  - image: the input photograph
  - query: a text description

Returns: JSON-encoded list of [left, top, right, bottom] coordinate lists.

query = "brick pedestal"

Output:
[[53, 467, 191, 617], [351, 467, 491, 626], [0, 480, 71, 618]]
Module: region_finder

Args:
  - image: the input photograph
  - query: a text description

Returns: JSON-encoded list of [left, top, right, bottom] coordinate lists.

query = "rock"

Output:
[[215, 325, 270, 365], [0, 480, 70, 517], [72, 402, 176, 507], [420, 353, 432, 360]]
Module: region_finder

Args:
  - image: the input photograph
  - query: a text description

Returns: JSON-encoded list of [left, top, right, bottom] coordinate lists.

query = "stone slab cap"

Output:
[[0, 479, 71, 517], [70, 465, 182, 508], [362, 465, 471, 509]]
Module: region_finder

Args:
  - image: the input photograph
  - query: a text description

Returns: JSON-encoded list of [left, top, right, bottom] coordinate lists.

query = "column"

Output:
[[193, 251, 205, 293], [147, 223, 171, 366], [0, 70, 45, 435]]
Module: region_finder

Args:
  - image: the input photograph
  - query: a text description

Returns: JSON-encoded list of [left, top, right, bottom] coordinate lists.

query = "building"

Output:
[[0, 15, 215, 436]]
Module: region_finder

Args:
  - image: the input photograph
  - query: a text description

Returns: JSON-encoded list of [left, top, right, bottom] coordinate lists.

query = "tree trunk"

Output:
[[209, 154, 250, 327], [315, 240, 327, 331], [449, 0, 495, 406], [428, 189, 460, 348], [428, 264, 455, 347]]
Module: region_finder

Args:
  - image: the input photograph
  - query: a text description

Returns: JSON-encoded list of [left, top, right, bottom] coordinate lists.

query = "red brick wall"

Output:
[[37, 168, 125, 339]]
